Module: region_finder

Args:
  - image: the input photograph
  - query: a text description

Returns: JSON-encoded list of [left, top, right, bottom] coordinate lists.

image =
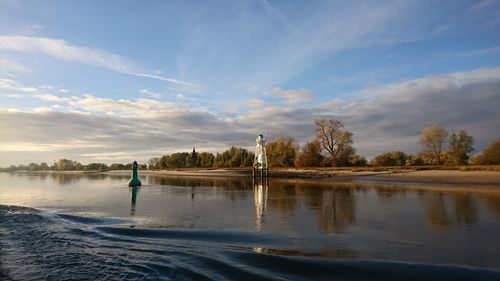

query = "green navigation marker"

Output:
[[128, 161, 142, 187]]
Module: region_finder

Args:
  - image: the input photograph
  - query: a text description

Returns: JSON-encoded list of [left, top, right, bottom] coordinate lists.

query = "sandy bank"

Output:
[[364, 170, 500, 185]]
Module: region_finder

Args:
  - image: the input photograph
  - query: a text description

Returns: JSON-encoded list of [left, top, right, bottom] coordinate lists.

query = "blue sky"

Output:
[[1, 0, 499, 165]]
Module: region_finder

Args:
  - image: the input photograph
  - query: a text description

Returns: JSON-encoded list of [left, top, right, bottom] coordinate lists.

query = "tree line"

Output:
[[2, 118, 499, 172], [0, 159, 149, 172], [149, 119, 499, 168], [371, 125, 499, 166]]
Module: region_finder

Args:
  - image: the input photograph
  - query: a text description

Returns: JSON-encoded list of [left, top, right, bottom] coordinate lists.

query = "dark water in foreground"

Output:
[[1, 172, 500, 280]]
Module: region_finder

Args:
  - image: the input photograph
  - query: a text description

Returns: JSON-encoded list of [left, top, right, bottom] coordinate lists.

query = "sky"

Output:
[[0, 0, 499, 166]]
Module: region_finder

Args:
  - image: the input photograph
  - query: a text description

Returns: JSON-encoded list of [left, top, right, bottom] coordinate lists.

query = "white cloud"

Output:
[[35, 93, 66, 102], [0, 78, 37, 92], [0, 36, 194, 86], [265, 87, 313, 105]]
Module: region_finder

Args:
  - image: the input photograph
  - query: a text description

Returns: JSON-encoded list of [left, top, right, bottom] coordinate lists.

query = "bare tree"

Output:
[[315, 118, 353, 166], [419, 124, 448, 165]]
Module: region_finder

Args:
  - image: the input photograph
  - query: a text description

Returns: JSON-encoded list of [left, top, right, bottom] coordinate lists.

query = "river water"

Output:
[[1, 172, 499, 280]]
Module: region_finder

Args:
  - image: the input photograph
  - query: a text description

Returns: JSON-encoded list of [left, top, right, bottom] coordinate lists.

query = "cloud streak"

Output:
[[0, 36, 194, 86]]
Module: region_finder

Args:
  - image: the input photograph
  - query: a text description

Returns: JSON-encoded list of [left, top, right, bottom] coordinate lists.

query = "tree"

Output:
[[166, 152, 190, 168], [315, 118, 354, 166], [266, 137, 298, 167], [476, 140, 500, 165], [85, 163, 108, 171], [406, 154, 426, 166], [148, 157, 160, 169], [159, 155, 169, 169], [214, 147, 253, 168], [186, 148, 198, 168], [55, 159, 82, 171], [39, 162, 50, 171], [27, 163, 39, 171], [350, 154, 367, 166], [371, 151, 408, 166], [419, 125, 448, 165], [110, 163, 127, 170], [295, 140, 323, 167], [198, 152, 215, 167], [448, 130, 474, 165]]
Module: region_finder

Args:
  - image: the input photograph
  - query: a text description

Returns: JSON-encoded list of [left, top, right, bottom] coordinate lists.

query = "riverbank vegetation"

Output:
[[2, 119, 499, 172]]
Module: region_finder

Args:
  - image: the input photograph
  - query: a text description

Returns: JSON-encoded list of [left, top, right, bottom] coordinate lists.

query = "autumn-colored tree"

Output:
[[315, 118, 354, 167], [266, 137, 298, 167], [473, 140, 500, 165], [371, 151, 408, 166], [447, 130, 474, 165], [295, 140, 323, 167], [420, 124, 448, 165], [483, 140, 500, 164]]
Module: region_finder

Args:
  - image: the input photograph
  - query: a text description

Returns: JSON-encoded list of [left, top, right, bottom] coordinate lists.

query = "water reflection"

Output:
[[130, 186, 140, 216], [478, 193, 500, 218], [51, 173, 82, 185], [3, 172, 500, 279], [254, 178, 268, 231], [423, 192, 451, 231], [3, 172, 500, 236], [453, 193, 477, 226], [199, 178, 489, 235], [317, 188, 355, 234], [420, 191, 479, 231]]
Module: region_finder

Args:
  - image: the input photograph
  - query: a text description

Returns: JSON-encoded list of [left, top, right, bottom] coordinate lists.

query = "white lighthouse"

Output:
[[253, 134, 269, 177]]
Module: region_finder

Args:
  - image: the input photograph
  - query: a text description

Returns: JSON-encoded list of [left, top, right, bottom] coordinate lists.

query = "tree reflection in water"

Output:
[[14, 172, 497, 235], [420, 190, 479, 231], [422, 192, 451, 231], [130, 175, 500, 235]]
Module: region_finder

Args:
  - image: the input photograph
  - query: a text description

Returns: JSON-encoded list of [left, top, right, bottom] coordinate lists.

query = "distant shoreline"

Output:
[[5, 167, 500, 186], [110, 167, 500, 186]]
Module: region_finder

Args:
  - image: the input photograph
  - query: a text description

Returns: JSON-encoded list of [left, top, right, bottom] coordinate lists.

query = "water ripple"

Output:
[[1, 205, 499, 281]]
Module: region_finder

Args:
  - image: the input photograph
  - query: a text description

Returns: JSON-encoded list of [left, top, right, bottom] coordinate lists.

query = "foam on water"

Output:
[[1, 204, 499, 281]]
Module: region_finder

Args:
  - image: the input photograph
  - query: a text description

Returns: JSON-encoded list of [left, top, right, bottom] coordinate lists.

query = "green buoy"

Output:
[[128, 161, 142, 187]]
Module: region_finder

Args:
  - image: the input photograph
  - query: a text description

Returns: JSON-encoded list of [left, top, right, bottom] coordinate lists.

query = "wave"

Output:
[[1, 204, 499, 281]]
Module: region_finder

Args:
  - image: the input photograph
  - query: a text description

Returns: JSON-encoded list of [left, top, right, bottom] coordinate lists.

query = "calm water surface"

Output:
[[1, 172, 500, 280]]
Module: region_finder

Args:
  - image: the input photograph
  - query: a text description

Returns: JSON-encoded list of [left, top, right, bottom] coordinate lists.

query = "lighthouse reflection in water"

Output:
[[254, 177, 269, 231]]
